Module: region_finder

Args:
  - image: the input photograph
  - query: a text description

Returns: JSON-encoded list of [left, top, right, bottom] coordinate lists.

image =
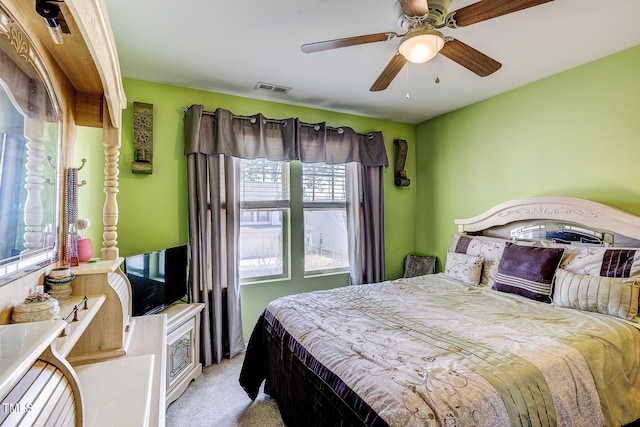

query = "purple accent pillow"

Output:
[[455, 236, 472, 254], [601, 249, 636, 277], [493, 242, 565, 303]]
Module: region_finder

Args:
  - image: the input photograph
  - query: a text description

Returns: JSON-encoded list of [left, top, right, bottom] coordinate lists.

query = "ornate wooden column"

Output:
[[101, 102, 120, 260], [65, 0, 126, 260]]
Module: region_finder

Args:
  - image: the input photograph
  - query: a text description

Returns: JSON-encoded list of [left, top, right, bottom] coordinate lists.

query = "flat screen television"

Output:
[[123, 245, 189, 316]]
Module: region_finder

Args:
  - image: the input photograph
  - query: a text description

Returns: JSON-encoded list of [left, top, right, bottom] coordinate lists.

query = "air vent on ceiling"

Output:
[[255, 81, 291, 94]]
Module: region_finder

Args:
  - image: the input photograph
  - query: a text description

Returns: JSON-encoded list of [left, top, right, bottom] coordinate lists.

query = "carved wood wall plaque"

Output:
[[393, 139, 410, 187], [131, 102, 153, 174]]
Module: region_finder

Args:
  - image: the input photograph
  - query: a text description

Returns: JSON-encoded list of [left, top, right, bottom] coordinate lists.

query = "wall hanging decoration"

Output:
[[131, 102, 153, 174], [393, 139, 411, 187]]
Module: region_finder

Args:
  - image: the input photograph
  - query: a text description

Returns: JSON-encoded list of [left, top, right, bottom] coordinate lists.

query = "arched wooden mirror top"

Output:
[[0, 4, 61, 284]]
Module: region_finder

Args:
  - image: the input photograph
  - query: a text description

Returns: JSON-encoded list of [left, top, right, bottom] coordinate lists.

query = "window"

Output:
[[239, 159, 288, 280], [302, 163, 348, 273], [239, 159, 349, 282]]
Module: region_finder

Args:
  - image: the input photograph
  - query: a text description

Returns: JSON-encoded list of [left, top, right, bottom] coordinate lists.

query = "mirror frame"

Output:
[[0, 4, 62, 284]]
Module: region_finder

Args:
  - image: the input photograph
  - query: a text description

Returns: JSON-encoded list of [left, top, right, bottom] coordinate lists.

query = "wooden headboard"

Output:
[[454, 197, 640, 246]]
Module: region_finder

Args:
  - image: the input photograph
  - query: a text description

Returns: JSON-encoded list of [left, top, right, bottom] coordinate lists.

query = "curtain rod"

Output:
[[184, 106, 377, 137], [184, 106, 285, 124]]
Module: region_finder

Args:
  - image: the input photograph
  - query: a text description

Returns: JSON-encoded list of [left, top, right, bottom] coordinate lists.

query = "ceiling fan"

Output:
[[301, 0, 554, 91]]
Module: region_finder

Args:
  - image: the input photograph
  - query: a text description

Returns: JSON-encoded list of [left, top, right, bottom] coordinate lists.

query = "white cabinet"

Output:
[[161, 303, 204, 407]]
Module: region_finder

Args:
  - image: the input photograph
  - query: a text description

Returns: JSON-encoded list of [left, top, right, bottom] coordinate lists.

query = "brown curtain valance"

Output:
[[184, 104, 388, 167]]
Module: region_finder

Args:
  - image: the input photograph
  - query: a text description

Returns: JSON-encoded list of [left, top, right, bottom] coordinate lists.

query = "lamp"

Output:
[[398, 29, 444, 64], [35, 0, 65, 45]]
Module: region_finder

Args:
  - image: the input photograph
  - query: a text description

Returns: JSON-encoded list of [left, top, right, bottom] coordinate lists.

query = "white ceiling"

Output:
[[103, 0, 640, 124]]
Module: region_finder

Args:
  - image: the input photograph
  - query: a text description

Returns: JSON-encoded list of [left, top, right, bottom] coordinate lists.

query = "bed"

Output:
[[239, 197, 640, 426]]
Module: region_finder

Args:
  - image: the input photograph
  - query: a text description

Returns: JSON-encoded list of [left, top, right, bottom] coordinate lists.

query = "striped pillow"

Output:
[[553, 268, 640, 320], [493, 242, 565, 303]]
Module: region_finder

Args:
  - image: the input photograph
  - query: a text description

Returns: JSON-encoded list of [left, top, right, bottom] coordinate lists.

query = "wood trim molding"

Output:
[[64, 0, 126, 129]]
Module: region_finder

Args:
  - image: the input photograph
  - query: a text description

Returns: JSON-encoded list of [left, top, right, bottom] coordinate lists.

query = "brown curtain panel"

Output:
[[184, 105, 388, 365]]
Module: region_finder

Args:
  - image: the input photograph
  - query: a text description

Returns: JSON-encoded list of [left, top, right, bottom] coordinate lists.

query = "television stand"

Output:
[[160, 302, 205, 407]]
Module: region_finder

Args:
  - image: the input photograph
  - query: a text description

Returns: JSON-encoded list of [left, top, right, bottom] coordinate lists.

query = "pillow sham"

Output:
[[493, 242, 565, 303], [559, 246, 640, 278], [444, 251, 483, 286], [449, 234, 507, 286], [553, 268, 640, 320]]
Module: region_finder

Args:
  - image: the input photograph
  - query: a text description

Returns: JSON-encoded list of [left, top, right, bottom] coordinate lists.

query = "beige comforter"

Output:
[[267, 274, 640, 426]]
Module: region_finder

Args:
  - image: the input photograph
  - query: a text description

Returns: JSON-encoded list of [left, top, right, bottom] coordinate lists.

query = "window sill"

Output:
[[240, 270, 349, 286], [303, 270, 350, 280]]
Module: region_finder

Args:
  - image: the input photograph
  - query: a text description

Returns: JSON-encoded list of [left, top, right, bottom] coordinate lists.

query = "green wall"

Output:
[[416, 45, 640, 267], [75, 126, 105, 258], [75, 79, 417, 337], [76, 45, 639, 340]]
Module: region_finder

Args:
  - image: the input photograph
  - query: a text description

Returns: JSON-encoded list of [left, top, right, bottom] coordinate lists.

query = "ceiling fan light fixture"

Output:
[[399, 29, 444, 64]]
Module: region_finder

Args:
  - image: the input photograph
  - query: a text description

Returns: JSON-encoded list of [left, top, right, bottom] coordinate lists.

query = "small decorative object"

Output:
[[11, 292, 60, 323], [45, 269, 75, 301], [132, 102, 153, 174], [393, 139, 411, 187], [77, 239, 93, 262], [76, 218, 93, 262], [49, 267, 70, 278]]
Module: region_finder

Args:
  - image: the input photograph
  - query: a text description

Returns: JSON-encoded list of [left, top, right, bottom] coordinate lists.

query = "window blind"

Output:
[[302, 163, 346, 209]]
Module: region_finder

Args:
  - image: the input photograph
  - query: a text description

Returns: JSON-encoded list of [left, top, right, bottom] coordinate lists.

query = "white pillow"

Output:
[[448, 234, 506, 286], [553, 268, 640, 320], [444, 251, 483, 286]]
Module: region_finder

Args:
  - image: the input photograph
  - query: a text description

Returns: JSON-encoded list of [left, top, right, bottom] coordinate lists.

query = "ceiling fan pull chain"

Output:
[[435, 37, 441, 84], [405, 64, 411, 99]]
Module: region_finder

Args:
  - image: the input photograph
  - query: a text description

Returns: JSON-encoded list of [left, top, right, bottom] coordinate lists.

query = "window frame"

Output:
[[301, 163, 349, 276], [239, 160, 290, 283], [239, 159, 350, 286]]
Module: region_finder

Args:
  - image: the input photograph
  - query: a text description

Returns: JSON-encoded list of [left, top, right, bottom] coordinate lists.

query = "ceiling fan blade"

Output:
[[449, 0, 554, 27], [440, 39, 501, 77], [399, 0, 429, 17], [301, 32, 399, 53], [370, 53, 407, 92]]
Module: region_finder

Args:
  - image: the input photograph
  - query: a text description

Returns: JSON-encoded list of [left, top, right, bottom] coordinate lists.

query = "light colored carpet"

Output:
[[166, 352, 285, 427]]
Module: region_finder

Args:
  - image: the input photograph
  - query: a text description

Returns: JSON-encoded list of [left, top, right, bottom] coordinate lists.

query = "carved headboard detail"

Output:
[[455, 197, 640, 246]]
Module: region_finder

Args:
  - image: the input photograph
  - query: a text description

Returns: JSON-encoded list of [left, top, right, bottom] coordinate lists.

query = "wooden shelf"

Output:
[[71, 258, 124, 276], [51, 294, 106, 358]]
